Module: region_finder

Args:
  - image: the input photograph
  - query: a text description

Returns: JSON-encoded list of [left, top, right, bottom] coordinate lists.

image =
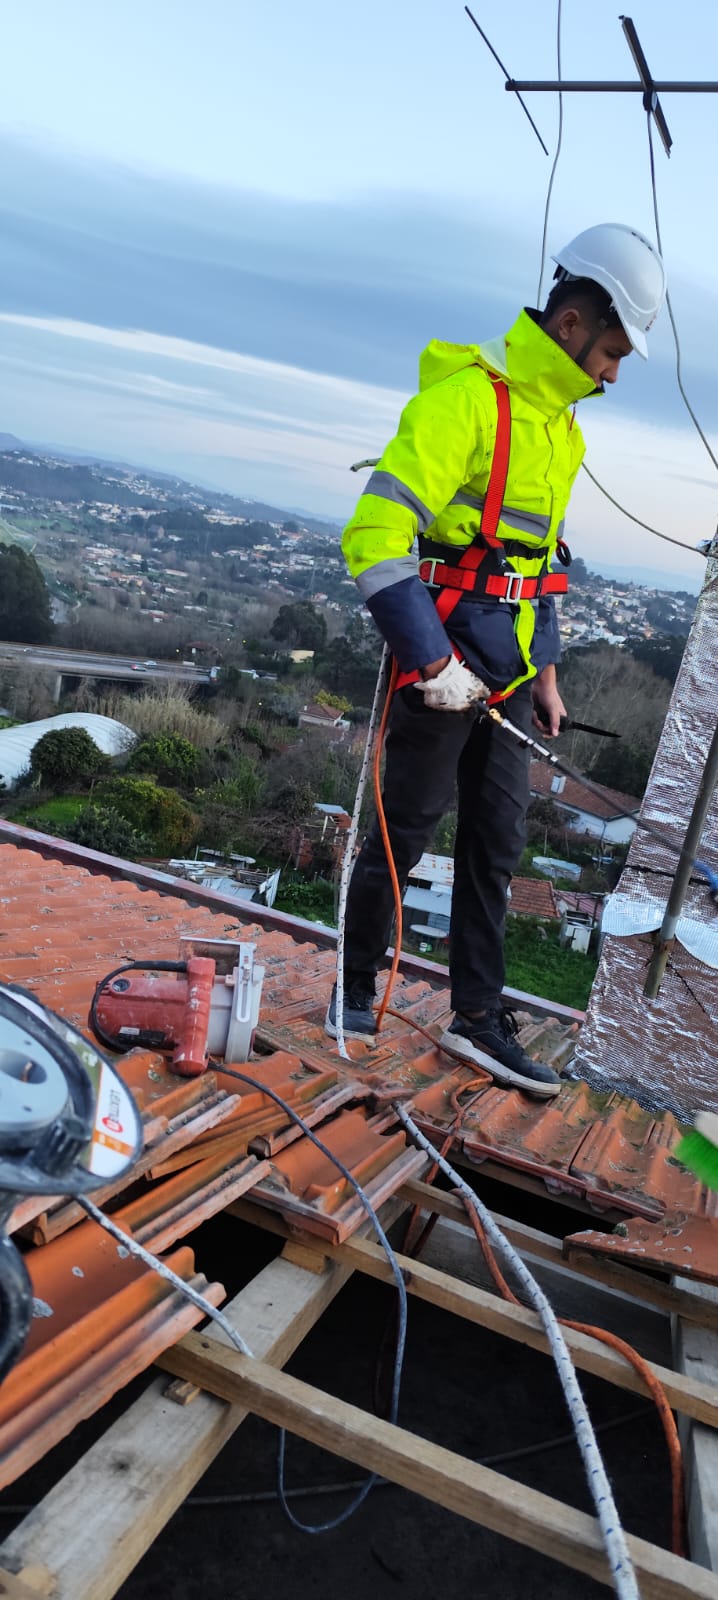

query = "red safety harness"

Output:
[[394, 377, 567, 697]]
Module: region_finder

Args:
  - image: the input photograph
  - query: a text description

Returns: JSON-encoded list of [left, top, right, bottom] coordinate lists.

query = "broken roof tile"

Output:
[[0, 1227, 224, 1490]]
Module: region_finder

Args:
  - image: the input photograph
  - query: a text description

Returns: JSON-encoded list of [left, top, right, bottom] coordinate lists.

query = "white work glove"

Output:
[[414, 656, 490, 712]]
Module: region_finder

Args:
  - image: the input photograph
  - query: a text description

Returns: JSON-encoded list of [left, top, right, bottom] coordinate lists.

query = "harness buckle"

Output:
[[499, 571, 524, 603], [418, 557, 441, 586]]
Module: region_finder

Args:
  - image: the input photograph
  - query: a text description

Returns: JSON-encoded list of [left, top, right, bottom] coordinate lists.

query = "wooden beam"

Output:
[[399, 1178, 718, 1332], [673, 1279, 718, 1574], [0, 1571, 54, 1600], [158, 1332, 718, 1600], [311, 1227, 718, 1425], [0, 1252, 352, 1600], [229, 1201, 718, 1426], [419, 1216, 669, 1367]]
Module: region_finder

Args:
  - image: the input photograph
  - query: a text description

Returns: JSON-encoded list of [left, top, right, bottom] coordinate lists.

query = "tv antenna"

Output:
[[465, 8, 718, 157]]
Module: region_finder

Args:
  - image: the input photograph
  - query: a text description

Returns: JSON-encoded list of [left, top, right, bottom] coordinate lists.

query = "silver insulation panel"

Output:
[[573, 542, 718, 1120]]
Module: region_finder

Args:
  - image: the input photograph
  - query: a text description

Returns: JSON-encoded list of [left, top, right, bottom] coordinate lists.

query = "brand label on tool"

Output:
[[90, 1066, 138, 1175]]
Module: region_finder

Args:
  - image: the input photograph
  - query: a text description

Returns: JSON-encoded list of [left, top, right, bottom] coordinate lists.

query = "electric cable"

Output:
[[78, 1195, 256, 1356], [341, 749, 686, 1566], [530, 0, 710, 557], [536, 0, 563, 306], [76, 1046, 411, 1537], [646, 110, 718, 475], [459, 1196, 685, 1557], [202, 1062, 409, 1535], [89, 960, 188, 1054], [188, 1403, 655, 1502], [0, 1406, 653, 1516], [393, 1106, 641, 1600], [580, 461, 708, 555], [79, 1055, 410, 1538]]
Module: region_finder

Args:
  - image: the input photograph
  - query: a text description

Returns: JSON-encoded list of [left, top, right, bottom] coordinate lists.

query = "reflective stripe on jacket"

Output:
[[342, 308, 597, 695]]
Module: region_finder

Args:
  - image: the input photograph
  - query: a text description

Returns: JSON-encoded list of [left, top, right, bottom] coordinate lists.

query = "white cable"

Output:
[[646, 111, 718, 475], [394, 1106, 641, 1600], [78, 1195, 256, 1357], [580, 460, 705, 555], [536, 0, 563, 306], [333, 642, 390, 1058]]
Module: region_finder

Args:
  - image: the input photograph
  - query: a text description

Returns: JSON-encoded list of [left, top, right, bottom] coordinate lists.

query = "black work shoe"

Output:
[[325, 980, 376, 1041], [439, 1007, 561, 1098]]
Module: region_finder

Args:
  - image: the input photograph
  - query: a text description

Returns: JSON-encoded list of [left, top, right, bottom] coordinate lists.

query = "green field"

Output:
[[14, 795, 86, 829], [0, 518, 35, 549]]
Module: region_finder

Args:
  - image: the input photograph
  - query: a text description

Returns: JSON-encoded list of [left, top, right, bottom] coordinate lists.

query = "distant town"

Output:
[[0, 443, 698, 653]]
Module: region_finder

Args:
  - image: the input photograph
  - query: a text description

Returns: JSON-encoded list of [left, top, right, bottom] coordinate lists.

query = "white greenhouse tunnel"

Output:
[[0, 714, 135, 789]]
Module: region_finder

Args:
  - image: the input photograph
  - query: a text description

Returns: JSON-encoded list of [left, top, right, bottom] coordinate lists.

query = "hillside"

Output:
[[0, 442, 341, 537]]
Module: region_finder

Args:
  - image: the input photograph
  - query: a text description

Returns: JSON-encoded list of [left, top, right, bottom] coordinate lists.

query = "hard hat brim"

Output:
[[623, 320, 648, 361]]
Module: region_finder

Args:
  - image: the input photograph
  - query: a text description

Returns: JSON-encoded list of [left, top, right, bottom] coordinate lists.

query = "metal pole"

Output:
[[643, 719, 718, 997], [506, 80, 718, 92]]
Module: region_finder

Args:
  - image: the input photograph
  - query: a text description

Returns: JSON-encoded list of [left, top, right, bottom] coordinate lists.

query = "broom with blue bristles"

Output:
[[675, 1112, 718, 1190]]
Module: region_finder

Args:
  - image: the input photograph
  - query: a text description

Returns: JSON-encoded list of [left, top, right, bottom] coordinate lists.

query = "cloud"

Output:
[[0, 307, 713, 593], [0, 310, 408, 511], [0, 135, 715, 580], [2, 133, 717, 435]]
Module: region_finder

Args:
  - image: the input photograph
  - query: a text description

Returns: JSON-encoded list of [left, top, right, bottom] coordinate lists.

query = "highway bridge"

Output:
[[0, 643, 213, 699]]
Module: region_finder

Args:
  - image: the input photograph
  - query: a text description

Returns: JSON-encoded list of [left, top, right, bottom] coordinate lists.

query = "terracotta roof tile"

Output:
[[0, 818, 712, 1489], [0, 820, 710, 1327]]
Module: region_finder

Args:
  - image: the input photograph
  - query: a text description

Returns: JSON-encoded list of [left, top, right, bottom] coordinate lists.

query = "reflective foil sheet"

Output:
[[574, 547, 718, 1120]]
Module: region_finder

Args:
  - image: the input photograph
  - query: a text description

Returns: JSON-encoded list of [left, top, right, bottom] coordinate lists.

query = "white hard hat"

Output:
[[551, 223, 666, 360]]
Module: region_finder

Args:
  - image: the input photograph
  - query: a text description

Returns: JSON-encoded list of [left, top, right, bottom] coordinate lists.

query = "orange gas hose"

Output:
[[373, 658, 402, 1033], [463, 1201, 686, 1557]]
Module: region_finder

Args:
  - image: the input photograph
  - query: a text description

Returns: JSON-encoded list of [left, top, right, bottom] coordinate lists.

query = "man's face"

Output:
[[557, 308, 633, 388], [579, 323, 633, 388]]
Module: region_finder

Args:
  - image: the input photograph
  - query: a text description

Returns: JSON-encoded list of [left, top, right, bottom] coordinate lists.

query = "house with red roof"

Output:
[[529, 760, 640, 845]]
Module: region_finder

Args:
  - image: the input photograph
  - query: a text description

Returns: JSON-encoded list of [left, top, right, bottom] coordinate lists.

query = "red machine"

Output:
[[90, 958, 216, 1077], [91, 941, 265, 1075]]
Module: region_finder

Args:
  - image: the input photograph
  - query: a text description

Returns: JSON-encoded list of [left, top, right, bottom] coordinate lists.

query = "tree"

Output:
[[568, 556, 591, 586], [99, 776, 198, 855], [558, 644, 671, 797], [315, 688, 351, 713], [0, 547, 53, 643], [64, 804, 147, 858], [270, 601, 327, 651], [127, 733, 202, 786], [316, 614, 383, 699], [627, 633, 687, 684], [30, 727, 108, 790]]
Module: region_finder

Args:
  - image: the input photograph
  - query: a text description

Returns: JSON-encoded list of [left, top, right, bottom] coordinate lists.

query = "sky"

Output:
[[0, 0, 717, 587]]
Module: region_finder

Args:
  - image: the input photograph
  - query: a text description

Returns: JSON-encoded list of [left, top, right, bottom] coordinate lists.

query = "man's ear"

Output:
[[553, 306, 582, 346]]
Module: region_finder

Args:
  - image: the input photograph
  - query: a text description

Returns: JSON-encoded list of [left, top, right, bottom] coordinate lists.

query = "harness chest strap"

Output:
[[394, 377, 565, 695]]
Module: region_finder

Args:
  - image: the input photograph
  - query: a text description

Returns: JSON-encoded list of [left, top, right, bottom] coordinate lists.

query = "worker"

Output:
[[326, 223, 665, 1097]]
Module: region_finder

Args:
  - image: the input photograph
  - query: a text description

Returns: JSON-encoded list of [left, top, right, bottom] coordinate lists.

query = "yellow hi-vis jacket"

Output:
[[342, 308, 597, 696]]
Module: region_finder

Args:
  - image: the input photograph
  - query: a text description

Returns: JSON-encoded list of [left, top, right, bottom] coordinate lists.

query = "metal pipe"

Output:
[[643, 719, 718, 998], [506, 80, 718, 92]]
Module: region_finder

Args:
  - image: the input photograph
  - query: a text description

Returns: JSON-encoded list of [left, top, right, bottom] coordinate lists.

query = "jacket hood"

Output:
[[419, 308, 598, 417]]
